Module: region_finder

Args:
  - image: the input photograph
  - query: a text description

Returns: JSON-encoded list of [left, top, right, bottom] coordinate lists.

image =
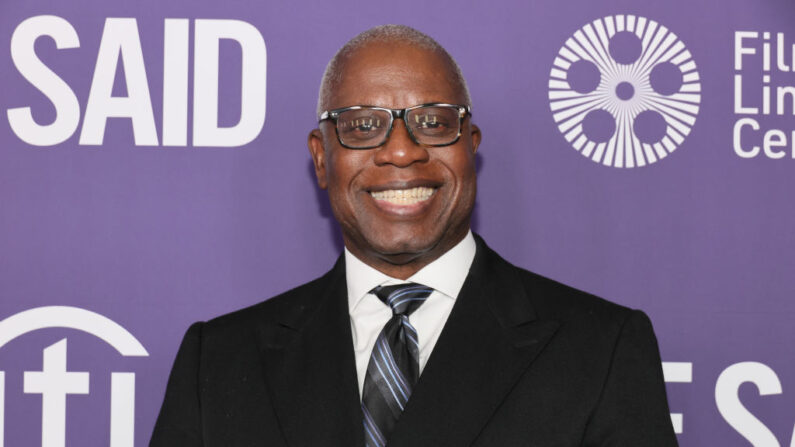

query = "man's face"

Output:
[[308, 42, 481, 278]]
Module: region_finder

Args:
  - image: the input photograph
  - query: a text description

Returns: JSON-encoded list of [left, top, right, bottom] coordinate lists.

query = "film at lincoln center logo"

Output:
[[549, 14, 701, 168]]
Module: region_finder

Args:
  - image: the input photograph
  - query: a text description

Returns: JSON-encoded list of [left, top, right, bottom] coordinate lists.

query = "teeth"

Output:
[[370, 187, 436, 205]]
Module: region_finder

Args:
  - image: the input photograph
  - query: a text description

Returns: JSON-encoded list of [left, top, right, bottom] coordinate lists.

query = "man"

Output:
[[151, 25, 677, 446]]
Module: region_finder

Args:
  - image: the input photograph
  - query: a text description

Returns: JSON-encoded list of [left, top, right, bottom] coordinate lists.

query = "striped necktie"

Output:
[[361, 283, 433, 447]]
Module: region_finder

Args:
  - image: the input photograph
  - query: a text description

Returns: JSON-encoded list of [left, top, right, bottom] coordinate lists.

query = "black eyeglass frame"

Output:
[[318, 103, 472, 150]]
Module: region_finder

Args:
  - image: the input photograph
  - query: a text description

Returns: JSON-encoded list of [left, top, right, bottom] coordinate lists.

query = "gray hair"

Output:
[[316, 24, 472, 117]]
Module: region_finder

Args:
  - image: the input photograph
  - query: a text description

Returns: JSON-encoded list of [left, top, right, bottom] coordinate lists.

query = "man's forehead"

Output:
[[328, 42, 464, 109]]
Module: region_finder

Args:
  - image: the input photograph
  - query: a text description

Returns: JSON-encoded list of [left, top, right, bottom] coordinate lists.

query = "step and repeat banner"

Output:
[[1, 0, 793, 445]]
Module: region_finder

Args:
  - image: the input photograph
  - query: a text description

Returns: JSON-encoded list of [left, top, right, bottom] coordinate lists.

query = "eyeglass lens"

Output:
[[336, 106, 461, 148]]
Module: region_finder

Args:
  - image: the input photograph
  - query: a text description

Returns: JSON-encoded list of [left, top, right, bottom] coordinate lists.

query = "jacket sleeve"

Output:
[[582, 310, 679, 446], [150, 322, 205, 447]]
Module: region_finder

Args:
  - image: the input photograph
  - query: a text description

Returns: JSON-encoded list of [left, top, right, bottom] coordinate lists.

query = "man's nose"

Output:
[[373, 119, 430, 167]]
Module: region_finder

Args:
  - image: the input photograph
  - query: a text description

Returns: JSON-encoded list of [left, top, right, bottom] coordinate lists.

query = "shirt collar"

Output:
[[345, 231, 477, 311]]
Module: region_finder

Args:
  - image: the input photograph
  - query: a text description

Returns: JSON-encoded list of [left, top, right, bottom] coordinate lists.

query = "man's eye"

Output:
[[343, 118, 382, 132], [415, 114, 449, 130]]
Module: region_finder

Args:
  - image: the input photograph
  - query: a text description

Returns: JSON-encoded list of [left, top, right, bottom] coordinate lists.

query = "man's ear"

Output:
[[308, 128, 328, 189], [470, 123, 482, 154]]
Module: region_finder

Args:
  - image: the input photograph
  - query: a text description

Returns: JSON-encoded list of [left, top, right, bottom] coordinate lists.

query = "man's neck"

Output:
[[343, 230, 471, 280]]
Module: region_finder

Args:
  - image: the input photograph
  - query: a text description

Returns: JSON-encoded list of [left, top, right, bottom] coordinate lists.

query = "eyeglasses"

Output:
[[318, 103, 471, 150]]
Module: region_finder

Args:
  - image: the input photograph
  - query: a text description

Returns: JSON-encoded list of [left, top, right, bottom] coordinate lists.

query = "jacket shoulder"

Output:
[[199, 261, 342, 337], [478, 239, 636, 329], [517, 264, 632, 319]]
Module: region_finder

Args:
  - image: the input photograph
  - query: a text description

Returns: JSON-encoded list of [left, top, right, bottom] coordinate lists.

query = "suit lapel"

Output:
[[388, 237, 560, 447], [255, 257, 365, 447]]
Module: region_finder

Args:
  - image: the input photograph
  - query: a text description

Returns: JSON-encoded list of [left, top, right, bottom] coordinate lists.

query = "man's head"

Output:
[[308, 25, 481, 279]]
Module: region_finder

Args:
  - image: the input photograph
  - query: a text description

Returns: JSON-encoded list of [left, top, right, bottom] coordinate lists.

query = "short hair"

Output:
[[316, 24, 472, 117]]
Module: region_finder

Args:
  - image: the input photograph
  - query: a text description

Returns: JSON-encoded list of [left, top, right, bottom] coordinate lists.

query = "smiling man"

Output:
[[151, 25, 678, 447], [308, 33, 479, 280]]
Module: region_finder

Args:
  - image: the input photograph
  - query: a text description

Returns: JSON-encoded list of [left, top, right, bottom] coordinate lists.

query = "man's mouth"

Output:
[[369, 186, 436, 205]]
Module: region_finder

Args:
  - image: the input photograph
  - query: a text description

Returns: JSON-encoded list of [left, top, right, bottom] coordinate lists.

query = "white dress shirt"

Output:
[[345, 231, 477, 397]]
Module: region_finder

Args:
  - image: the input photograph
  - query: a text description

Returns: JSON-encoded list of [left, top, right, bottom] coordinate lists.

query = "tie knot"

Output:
[[371, 283, 433, 316]]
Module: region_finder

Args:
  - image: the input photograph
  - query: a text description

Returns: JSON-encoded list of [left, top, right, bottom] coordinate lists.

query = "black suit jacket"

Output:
[[151, 236, 677, 446]]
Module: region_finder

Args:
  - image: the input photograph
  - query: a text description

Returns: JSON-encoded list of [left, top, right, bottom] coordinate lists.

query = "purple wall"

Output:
[[1, 0, 793, 445]]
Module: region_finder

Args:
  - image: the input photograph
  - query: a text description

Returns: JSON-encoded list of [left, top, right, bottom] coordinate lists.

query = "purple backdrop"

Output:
[[1, 0, 793, 445]]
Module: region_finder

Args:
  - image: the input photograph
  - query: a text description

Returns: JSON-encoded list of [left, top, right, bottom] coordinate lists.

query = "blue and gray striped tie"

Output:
[[361, 283, 433, 447]]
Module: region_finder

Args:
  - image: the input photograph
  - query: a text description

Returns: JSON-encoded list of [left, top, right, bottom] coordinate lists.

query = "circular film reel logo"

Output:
[[549, 15, 701, 167]]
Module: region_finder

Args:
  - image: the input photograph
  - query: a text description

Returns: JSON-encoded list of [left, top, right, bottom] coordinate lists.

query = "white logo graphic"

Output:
[[549, 15, 701, 167], [0, 306, 148, 447]]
